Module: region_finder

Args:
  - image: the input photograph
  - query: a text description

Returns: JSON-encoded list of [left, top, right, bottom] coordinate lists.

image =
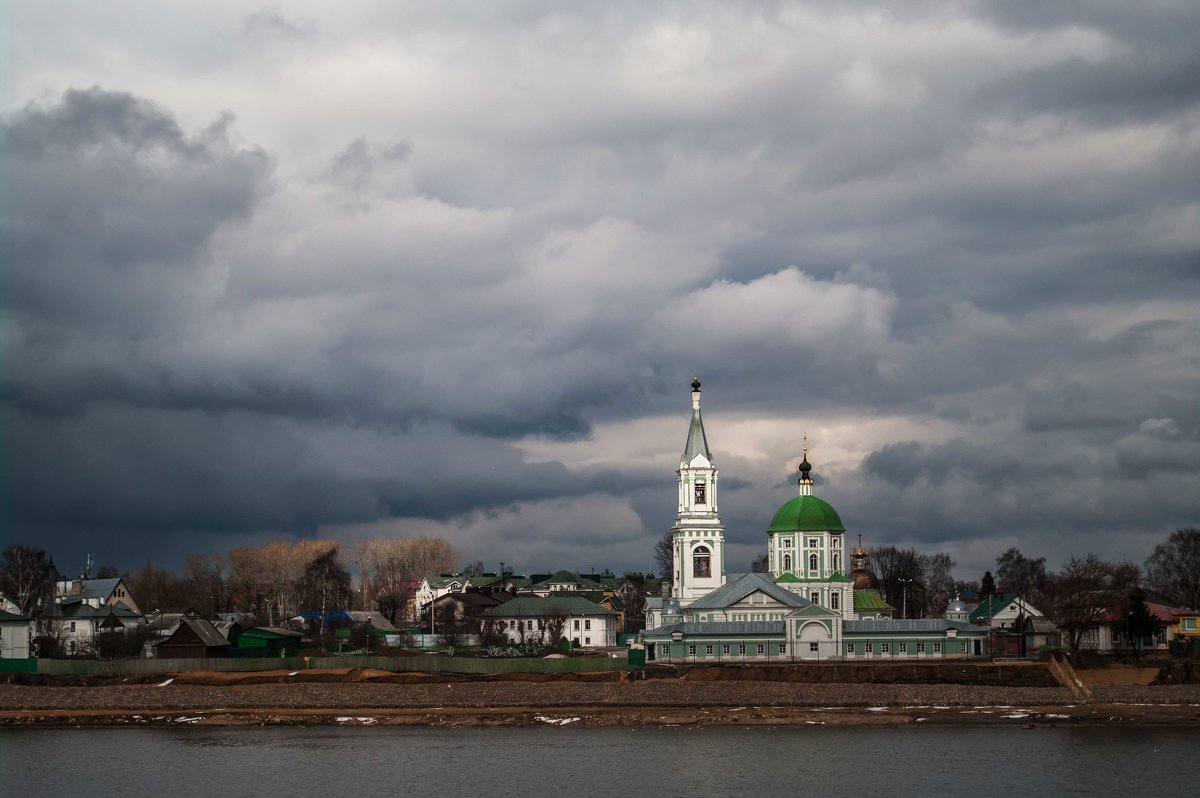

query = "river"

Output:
[[5, 726, 1198, 796]]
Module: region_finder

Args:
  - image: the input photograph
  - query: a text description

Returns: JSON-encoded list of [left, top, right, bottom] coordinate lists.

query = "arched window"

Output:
[[831, 591, 840, 610], [832, 553, 840, 572], [783, 553, 792, 571], [693, 480, 706, 505], [693, 545, 711, 578], [809, 553, 818, 571]]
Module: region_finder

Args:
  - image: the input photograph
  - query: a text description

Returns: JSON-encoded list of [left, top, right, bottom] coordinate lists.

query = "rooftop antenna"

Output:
[[82, 553, 93, 580]]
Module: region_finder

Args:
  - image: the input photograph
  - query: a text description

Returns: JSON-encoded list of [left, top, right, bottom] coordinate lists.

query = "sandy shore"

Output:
[[2, 671, 1197, 727]]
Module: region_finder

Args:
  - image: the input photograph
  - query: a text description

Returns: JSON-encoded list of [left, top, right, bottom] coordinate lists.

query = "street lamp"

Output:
[[898, 578, 914, 619]]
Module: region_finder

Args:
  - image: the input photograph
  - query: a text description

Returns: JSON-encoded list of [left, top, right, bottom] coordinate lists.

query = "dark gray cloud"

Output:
[[3, 3, 1198, 577]]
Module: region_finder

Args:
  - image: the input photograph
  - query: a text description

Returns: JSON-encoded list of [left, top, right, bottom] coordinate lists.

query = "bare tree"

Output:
[[479, 616, 508, 647], [870, 546, 925, 618], [654, 532, 673, 584], [1043, 554, 1140, 657], [920, 552, 956, 614], [542, 612, 567, 648], [1145, 528, 1200, 611], [0, 545, 53, 616], [750, 553, 769, 573], [996, 547, 1048, 598], [462, 560, 485, 577], [616, 578, 647, 633]]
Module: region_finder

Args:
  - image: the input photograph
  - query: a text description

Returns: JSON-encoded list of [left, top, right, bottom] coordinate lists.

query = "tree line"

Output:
[[0, 535, 459, 626]]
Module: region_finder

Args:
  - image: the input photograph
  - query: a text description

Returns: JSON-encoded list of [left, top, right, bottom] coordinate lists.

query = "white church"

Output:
[[640, 378, 988, 662]]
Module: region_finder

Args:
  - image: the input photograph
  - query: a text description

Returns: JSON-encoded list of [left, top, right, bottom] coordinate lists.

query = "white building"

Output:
[[482, 596, 618, 648], [0, 610, 32, 659]]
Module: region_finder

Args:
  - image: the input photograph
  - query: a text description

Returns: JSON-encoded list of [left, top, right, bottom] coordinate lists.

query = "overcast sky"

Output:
[[3, 2, 1197, 583]]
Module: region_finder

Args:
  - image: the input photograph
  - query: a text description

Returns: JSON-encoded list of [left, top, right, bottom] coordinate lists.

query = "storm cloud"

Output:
[[3, 2, 1197, 578]]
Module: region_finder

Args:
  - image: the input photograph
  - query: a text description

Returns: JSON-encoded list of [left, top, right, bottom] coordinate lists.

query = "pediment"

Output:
[[788, 604, 839, 619]]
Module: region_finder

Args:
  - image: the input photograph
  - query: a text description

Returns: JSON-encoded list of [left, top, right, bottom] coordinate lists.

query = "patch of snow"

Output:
[[1043, 714, 1070, 719], [157, 678, 173, 687], [287, 671, 299, 676], [174, 716, 203, 723], [916, 718, 927, 723], [535, 716, 580, 726], [866, 707, 888, 712], [1001, 713, 1030, 719]]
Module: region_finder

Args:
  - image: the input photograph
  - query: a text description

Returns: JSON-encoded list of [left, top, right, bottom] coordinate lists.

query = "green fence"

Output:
[[0, 658, 37, 674], [22, 653, 634, 677]]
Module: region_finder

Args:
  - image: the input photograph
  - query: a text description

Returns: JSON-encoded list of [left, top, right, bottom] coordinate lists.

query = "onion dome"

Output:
[[767, 495, 846, 532]]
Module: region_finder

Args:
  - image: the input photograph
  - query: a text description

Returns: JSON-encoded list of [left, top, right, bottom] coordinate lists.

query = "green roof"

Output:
[[767, 494, 845, 533], [853, 591, 896, 612], [969, 593, 1018, 622], [482, 596, 617, 618]]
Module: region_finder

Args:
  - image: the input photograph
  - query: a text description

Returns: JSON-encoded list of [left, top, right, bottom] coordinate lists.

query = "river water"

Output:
[[5, 726, 1198, 797]]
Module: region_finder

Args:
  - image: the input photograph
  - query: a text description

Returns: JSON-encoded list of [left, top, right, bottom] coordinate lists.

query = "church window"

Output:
[[831, 592, 840, 610], [809, 539, 818, 548], [846, 643, 855, 654], [779, 643, 787, 654], [810, 642, 819, 652], [832, 554, 840, 571], [783, 554, 791, 571], [693, 546, 711, 578], [694, 480, 706, 505], [833, 538, 841, 548], [811, 591, 820, 604], [809, 554, 818, 571], [783, 538, 791, 548]]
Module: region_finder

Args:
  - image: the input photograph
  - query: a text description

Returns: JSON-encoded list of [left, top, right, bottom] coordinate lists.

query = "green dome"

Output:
[[767, 495, 846, 533]]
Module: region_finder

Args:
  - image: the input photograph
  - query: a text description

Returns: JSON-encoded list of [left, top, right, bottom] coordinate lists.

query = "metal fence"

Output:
[[23, 653, 634, 677]]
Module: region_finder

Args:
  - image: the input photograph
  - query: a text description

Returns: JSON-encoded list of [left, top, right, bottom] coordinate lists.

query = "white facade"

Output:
[[494, 613, 617, 648], [415, 575, 466, 613], [0, 617, 31, 658], [672, 379, 726, 605]]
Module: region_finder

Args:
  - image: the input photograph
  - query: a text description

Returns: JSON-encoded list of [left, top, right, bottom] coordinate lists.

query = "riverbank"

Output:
[[2, 671, 1197, 727]]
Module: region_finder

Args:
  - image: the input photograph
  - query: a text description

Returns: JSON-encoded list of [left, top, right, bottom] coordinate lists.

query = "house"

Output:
[[1023, 617, 1061, 653], [0, 610, 32, 659], [1168, 608, 1200, 641], [153, 618, 229, 658], [528, 571, 612, 596], [1078, 602, 1182, 654], [41, 601, 144, 656], [415, 574, 471, 614], [54, 577, 141, 614], [481, 596, 619, 648], [237, 626, 303, 657], [969, 594, 1044, 630], [430, 591, 512, 630]]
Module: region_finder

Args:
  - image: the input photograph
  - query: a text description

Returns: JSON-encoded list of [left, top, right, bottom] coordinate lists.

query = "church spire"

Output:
[[681, 376, 712, 465], [797, 434, 813, 496]]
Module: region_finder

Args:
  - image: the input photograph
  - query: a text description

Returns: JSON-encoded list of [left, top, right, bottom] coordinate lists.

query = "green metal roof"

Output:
[[767, 494, 846, 532], [481, 596, 617, 618], [969, 593, 1018, 622], [853, 591, 896, 612], [682, 405, 712, 463]]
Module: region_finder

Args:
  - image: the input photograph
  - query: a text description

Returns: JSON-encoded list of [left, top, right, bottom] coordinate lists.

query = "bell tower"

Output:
[[671, 377, 726, 604]]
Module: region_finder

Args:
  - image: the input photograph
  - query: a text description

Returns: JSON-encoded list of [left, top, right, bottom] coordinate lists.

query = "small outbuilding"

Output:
[[237, 626, 303, 657], [154, 619, 230, 659]]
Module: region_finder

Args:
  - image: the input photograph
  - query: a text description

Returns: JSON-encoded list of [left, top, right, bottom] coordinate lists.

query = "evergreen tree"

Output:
[[1121, 588, 1161, 661], [980, 571, 995, 598]]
